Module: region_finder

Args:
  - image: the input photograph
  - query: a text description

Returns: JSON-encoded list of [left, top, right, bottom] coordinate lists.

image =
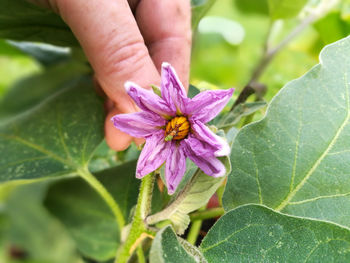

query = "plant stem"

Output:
[[187, 207, 206, 245], [187, 219, 203, 245], [136, 245, 146, 263], [115, 173, 155, 263], [189, 207, 224, 221], [78, 167, 125, 229]]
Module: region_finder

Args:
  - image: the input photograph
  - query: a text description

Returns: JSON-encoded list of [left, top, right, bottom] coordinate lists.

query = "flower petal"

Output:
[[136, 130, 171, 178], [111, 111, 166, 138], [184, 134, 218, 157], [165, 142, 187, 195], [191, 121, 230, 157], [160, 62, 188, 114], [125, 81, 174, 117], [182, 140, 226, 178], [187, 88, 234, 123]]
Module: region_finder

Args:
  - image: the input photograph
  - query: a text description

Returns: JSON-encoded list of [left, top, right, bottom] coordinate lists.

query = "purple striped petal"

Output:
[[184, 134, 218, 157], [165, 142, 187, 195], [136, 130, 171, 178], [111, 111, 166, 138], [191, 121, 230, 157], [187, 88, 234, 123], [183, 140, 226, 178], [125, 81, 174, 118], [160, 62, 188, 115]]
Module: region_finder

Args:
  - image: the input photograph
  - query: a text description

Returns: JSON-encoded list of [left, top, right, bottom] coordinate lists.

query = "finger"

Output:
[[135, 0, 192, 88], [105, 108, 133, 151], [55, 0, 160, 113]]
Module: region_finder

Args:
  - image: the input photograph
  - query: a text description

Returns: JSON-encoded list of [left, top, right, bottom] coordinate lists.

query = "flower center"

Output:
[[164, 116, 190, 141]]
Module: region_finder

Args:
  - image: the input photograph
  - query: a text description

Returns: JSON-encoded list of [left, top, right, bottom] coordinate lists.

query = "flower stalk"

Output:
[[115, 173, 155, 263], [78, 167, 125, 229]]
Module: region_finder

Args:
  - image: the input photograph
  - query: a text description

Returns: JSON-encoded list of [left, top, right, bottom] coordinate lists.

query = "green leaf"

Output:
[[44, 162, 140, 261], [9, 41, 72, 66], [0, 77, 104, 182], [150, 226, 205, 263], [0, 61, 90, 118], [191, 0, 217, 29], [148, 155, 231, 234], [0, 40, 41, 96], [200, 205, 350, 262], [314, 12, 350, 45], [188, 84, 200, 99], [223, 36, 350, 228], [215, 101, 267, 129], [233, 0, 269, 15], [268, 0, 307, 19], [4, 183, 81, 263], [0, 0, 78, 47]]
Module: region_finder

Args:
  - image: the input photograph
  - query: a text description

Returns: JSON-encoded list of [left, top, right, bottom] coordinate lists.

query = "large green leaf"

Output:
[[0, 0, 78, 47], [44, 162, 139, 261], [268, 0, 307, 19], [150, 226, 206, 263], [0, 77, 104, 182], [223, 36, 350, 228], [0, 40, 41, 95], [4, 183, 81, 263], [200, 205, 350, 262], [0, 61, 90, 118]]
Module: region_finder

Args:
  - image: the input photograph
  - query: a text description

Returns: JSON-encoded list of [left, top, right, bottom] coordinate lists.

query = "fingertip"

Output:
[[105, 109, 133, 151]]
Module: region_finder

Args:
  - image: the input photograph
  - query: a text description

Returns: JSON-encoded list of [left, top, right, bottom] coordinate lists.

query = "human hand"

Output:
[[28, 0, 192, 150]]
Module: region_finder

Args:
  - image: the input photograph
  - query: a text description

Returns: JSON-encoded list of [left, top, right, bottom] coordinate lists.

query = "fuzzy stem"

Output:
[[187, 219, 203, 245], [115, 173, 155, 263], [189, 207, 225, 221], [78, 167, 125, 229]]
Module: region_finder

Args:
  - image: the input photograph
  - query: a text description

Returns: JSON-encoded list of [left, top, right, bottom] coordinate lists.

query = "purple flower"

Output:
[[112, 63, 234, 194]]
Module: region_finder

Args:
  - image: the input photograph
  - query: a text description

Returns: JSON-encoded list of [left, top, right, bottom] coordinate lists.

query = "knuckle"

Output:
[[101, 36, 149, 79]]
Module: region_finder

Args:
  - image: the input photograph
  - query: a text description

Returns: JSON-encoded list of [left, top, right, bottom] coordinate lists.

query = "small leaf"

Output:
[[0, 0, 78, 47], [191, 0, 216, 29], [150, 226, 205, 263], [215, 101, 267, 129], [44, 162, 140, 261], [151, 84, 162, 97], [200, 205, 350, 262], [9, 41, 72, 66], [223, 36, 350, 229], [188, 84, 200, 99], [0, 77, 104, 183], [149, 156, 230, 234]]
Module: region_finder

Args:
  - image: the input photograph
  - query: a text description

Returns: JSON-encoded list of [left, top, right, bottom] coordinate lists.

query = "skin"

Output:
[[28, 0, 192, 150]]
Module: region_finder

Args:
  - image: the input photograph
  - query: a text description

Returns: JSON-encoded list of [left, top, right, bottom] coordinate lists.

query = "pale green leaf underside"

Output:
[[150, 156, 230, 234], [150, 226, 198, 263], [223, 36, 350, 228], [200, 205, 350, 263], [0, 78, 104, 182]]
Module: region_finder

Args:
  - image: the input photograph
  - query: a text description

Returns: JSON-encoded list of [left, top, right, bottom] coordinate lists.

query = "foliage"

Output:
[[2, 0, 350, 262]]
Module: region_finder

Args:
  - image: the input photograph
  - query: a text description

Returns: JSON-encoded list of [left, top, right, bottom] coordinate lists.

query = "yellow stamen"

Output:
[[165, 116, 190, 141]]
